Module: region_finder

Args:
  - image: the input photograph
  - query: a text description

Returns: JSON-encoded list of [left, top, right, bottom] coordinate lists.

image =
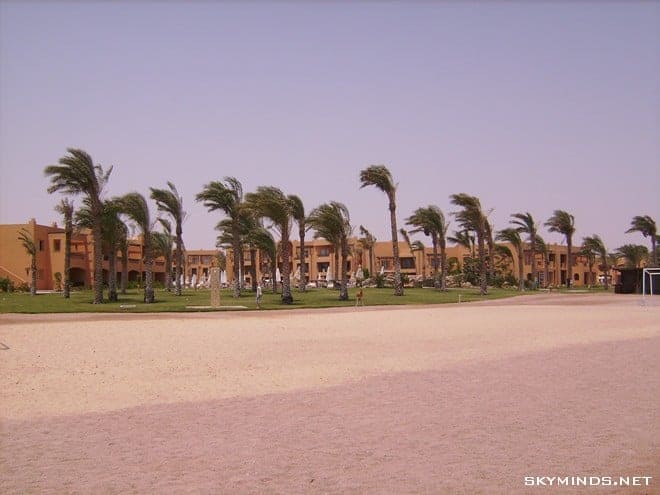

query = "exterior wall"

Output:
[[0, 220, 166, 290]]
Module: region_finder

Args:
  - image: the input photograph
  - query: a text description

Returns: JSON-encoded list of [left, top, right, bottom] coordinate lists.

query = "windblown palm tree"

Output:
[[244, 186, 295, 304], [45, 148, 112, 304], [545, 210, 576, 287], [358, 225, 376, 278], [497, 228, 524, 291], [582, 235, 610, 289], [150, 182, 186, 296], [360, 165, 403, 296], [406, 205, 449, 290], [308, 202, 353, 301], [17, 228, 37, 296], [288, 194, 308, 291], [451, 194, 489, 295], [247, 226, 278, 294], [615, 244, 648, 269], [535, 235, 550, 288], [511, 212, 539, 287], [448, 229, 476, 258], [196, 178, 244, 298], [411, 240, 426, 279], [152, 219, 174, 291], [54, 198, 74, 298], [77, 198, 126, 302], [115, 193, 156, 303], [626, 216, 657, 266]]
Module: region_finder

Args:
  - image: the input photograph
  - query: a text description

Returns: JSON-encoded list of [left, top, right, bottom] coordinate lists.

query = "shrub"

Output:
[[0, 277, 14, 292]]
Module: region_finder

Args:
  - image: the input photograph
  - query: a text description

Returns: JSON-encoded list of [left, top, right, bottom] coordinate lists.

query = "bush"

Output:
[[0, 277, 14, 292], [15, 282, 30, 292], [375, 273, 386, 288]]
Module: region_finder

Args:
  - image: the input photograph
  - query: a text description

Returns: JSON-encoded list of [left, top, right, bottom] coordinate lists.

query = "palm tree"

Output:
[[626, 216, 657, 266], [76, 198, 126, 302], [115, 193, 156, 303], [411, 240, 426, 279], [536, 235, 551, 288], [582, 235, 610, 289], [17, 228, 37, 296], [448, 229, 476, 258], [248, 226, 278, 294], [359, 165, 403, 296], [497, 228, 524, 291], [406, 205, 449, 290], [244, 186, 295, 304], [308, 202, 353, 301], [54, 198, 74, 298], [45, 148, 112, 304], [288, 195, 308, 291], [511, 212, 539, 287], [196, 178, 244, 298], [153, 219, 174, 291], [450, 194, 489, 295], [118, 235, 129, 295], [545, 210, 576, 287], [615, 244, 648, 269], [358, 225, 376, 278], [150, 182, 186, 296]]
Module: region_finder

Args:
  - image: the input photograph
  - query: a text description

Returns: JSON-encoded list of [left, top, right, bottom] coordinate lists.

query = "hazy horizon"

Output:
[[1, 1, 657, 251]]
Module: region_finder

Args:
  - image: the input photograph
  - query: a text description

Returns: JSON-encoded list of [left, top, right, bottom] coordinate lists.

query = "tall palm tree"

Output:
[[451, 193, 489, 295], [196, 178, 244, 298], [511, 212, 539, 287], [411, 240, 426, 279], [545, 210, 576, 287], [45, 148, 112, 304], [360, 165, 403, 296], [406, 205, 449, 290], [76, 198, 126, 302], [153, 219, 174, 291], [150, 182, 186, 296], [115, 193, 156, 303], [288, 194, 308, 291], [626, 216, 657, 266], [244, 186, 295, 304], [54, 198, 74, 298], [308, 202, 353, 301], [358, 225, 376, 278], [536, 235, 551, 288], [17, 228, 37, 296], [582, 234, 610, 289], [497, 228, 524, 291], [615, 244, 648, 269]]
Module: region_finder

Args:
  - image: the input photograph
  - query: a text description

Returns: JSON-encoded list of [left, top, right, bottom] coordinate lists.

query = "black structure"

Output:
[[614, 267, 660, 294]]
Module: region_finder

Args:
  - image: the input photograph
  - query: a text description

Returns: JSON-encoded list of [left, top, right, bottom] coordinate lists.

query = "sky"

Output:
[[1, 1, 658, 251]]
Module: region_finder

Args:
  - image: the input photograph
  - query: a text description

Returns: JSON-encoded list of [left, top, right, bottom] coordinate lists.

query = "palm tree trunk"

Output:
[[165, 255, 172, 292], [63, 218, 71, 299], [121, 243, 128, 295], [389, 198, 404, 296], [339, 237, 349, 300], [440, 238, 448, 291], [518, 248, 524, 291], [92, 220, 104, 304], [281, 235, 293, 304], [432, 236, 440, 289], [231, 234, 241, 298], [602, 259, 610, 290], [298, 227, 306, 292], [567, 235, 573, 288], [250, 248, 257, 292], [30, 255, 37, 296], [143, 239, 154, 303], [478, 228, 487, 295], [271, 260, 277, 295], [108, 249, 118, 301], [175, 229, 183, 296], [485, 224, 495, 283], [530, 237, 537, 288], [333, 248, 339, 287]]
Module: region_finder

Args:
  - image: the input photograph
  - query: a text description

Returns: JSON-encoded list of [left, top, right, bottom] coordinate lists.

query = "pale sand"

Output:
[[0, 293, 658, 493]]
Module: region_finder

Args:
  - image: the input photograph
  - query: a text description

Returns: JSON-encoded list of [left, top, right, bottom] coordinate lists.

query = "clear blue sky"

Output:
[[1, 1, 658, 250]]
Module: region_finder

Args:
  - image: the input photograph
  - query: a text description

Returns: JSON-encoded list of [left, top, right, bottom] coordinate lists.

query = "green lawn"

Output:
[[0, 286, 522, 314]]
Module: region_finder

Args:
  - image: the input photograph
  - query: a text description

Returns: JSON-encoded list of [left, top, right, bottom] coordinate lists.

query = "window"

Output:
[[400, 257, 415, 269], [318, 247, 330, 257], [188, 255, 200, 264], [53, 239, 61, 252], [39, 240, 44, 251], [201, 255, 213, 264]]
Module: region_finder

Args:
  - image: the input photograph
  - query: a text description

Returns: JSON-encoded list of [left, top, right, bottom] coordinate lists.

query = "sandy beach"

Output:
[[1, 293, 658, 494]]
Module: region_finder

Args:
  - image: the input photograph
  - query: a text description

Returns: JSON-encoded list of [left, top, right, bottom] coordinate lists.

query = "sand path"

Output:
[[1, 293, 658, 493]]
